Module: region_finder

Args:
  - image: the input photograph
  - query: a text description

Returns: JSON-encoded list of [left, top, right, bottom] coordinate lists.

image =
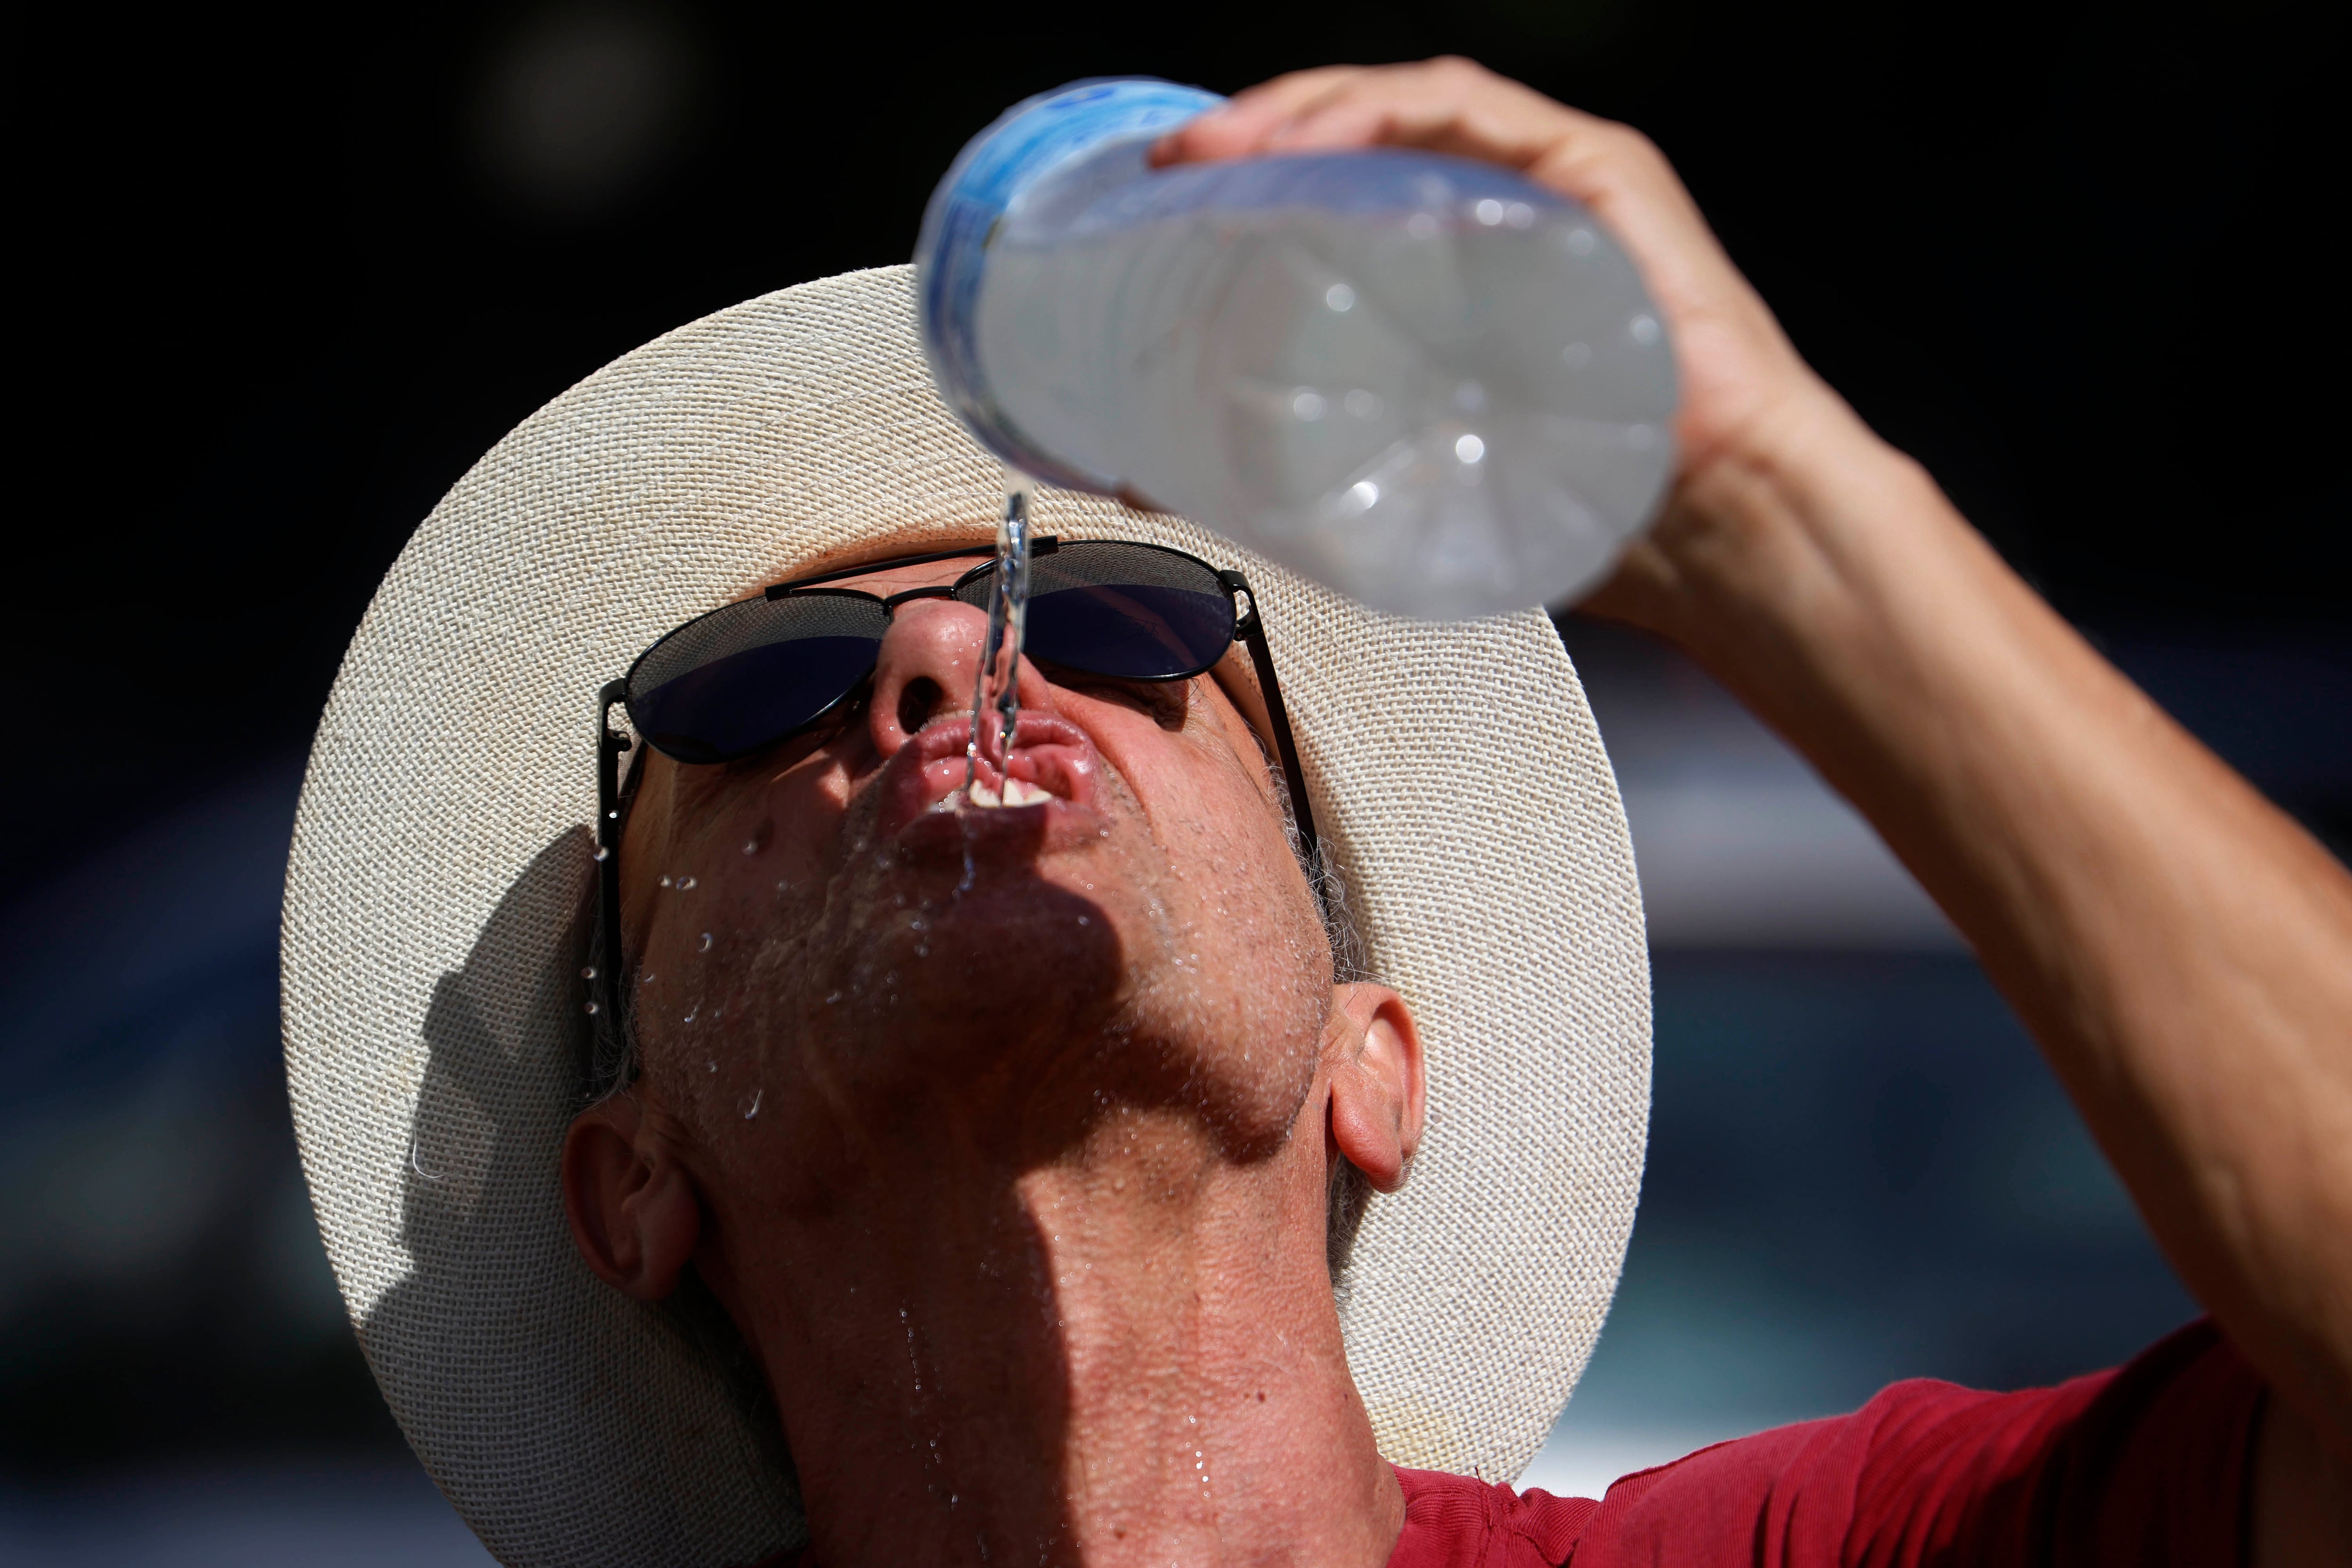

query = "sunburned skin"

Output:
[[564, 548, 1427, 1568]]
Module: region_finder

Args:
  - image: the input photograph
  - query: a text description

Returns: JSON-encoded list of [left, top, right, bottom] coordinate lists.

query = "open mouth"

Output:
[[873, 714, 1106, 848]]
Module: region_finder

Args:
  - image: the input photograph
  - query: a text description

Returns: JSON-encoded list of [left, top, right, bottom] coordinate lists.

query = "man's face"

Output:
[[615, 548, 1338, 1210]]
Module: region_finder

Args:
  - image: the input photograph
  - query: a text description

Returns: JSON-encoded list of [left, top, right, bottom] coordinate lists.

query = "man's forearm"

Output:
[[1599, 387, 2352, 1461]]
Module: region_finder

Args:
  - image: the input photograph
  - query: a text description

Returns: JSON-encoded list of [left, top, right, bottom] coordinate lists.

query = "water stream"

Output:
[[954, 472, 1039, 891], [961, 472, 1037, 807]]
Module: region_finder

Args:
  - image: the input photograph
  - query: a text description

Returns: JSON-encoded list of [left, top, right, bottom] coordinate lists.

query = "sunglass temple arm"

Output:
[[1219, 571, 1322, 882]]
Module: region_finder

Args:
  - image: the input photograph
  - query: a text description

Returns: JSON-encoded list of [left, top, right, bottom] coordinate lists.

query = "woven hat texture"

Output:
[[281, 265, 1652, 1568]]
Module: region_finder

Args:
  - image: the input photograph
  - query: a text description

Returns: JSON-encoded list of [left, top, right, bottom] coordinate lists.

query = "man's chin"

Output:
[[864, 862, 1121, 980], [753, 866, 1321, 1168], [798, 881, 1127, 1099]]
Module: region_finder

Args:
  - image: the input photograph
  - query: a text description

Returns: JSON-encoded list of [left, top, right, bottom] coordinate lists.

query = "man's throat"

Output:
[[734, 1111, 1404, 1567]]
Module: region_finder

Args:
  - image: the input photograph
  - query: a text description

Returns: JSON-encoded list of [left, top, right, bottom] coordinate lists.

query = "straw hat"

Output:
[[281, 264, 1651, 1568]]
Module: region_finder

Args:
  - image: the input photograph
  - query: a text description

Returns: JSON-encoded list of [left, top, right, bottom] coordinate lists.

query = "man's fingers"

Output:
[[1162, 59, 1596, 186], [1154, 67, 1369, 163], [1258, 99, 1406, 154], [1261, 94, 1564, 172]]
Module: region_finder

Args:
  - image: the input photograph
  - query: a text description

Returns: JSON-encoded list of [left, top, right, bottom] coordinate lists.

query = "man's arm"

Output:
[[1163, 57, 2352, 1548]]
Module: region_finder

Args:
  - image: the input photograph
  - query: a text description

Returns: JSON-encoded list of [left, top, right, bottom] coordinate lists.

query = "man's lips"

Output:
[[872, 714, 1106, 845]]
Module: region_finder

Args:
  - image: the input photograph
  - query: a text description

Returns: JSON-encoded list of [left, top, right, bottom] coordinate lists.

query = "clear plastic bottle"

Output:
[[916, 78, 1678, 619]]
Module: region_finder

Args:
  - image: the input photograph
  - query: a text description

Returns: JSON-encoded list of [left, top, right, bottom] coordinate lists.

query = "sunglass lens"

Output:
[[967, 541, 1235, 680], [627, 593, 889, 763]]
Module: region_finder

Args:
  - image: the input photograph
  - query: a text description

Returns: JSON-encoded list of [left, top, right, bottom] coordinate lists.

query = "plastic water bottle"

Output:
[[916, 78, 1679, 619]]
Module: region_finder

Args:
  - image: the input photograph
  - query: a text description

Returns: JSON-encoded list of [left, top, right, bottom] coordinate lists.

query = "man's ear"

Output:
[[561, 1093, 702, 1301], [1324, 981, 1425, 1192]]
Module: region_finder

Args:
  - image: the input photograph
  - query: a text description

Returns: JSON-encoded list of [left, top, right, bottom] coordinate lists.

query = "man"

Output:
[[283, 60, 2350, 1566]]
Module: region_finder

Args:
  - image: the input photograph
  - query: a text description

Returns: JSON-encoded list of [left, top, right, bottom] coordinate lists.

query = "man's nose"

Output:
[[865, 597, 1057, 757]]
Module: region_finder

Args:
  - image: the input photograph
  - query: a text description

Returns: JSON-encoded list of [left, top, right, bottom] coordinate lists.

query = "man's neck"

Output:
[[718, 1106, 1403, 1568]]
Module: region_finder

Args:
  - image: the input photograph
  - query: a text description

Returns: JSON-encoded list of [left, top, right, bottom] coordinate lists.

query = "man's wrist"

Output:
[[1597, 378, 1936, 660]]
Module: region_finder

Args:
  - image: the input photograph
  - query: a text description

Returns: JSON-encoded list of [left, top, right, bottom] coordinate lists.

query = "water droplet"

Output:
[[1075, 914, 1090, 926], [592, 846, 610, 862], [1454, 433, 1486, 464], [1289, 388, 1326, 421], [683, 1007, 697, 1024], [741, 1088, 762, 1119], [1503, 200, 1535, 228], [1473, 197, 1504, 225], [583, 1001, 599, 1015], [1629, 314, 1661, 344], [678, 876, 698, 891], [742, 839, 760, 855], [580, 966, 597, 981], [1323, 281, 1355, 312], [706, 1059, 717, 1073], [1561, 340, 1592, 368], [699, 932, 713, 952], [826, 991, 843, 1004]]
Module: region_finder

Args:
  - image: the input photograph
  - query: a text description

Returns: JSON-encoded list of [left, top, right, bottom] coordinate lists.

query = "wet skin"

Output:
[[617, 552, 1341, 1180], [563, 549, 1426, 1568]]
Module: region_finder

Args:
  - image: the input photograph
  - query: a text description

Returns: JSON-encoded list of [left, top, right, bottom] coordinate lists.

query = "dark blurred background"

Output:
[[5, 0, 2344, 1558]]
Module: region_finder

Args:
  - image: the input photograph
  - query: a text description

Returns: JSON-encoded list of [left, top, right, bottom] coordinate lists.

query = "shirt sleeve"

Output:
[[1549, 1317, 2265, 1567]]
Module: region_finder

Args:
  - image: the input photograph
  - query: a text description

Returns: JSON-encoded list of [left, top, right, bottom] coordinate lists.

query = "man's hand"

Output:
[[1153, 58, 1836, 519]]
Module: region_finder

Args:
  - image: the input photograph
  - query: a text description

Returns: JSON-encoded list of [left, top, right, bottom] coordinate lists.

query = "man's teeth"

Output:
[[966, 778, 1054, 809]]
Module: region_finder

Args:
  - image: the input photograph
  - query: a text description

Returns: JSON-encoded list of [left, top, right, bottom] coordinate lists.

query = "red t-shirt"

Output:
[[1391, 1320, 2263, 1566], [769, 1319, 2265, 1566]]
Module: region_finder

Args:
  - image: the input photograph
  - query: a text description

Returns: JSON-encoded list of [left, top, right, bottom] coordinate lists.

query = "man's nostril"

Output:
[[897, 677, 945, 737]]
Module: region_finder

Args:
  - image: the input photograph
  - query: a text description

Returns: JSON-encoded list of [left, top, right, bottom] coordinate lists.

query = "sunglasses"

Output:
[[587, 538, 1319, 1043]]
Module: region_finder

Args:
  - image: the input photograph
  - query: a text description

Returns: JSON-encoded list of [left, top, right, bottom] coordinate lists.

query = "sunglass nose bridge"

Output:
[[878, 584, 961, 612]]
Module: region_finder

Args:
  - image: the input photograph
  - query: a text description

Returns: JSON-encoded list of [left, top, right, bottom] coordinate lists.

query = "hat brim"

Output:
[[281, 266, 1651, 1567]]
